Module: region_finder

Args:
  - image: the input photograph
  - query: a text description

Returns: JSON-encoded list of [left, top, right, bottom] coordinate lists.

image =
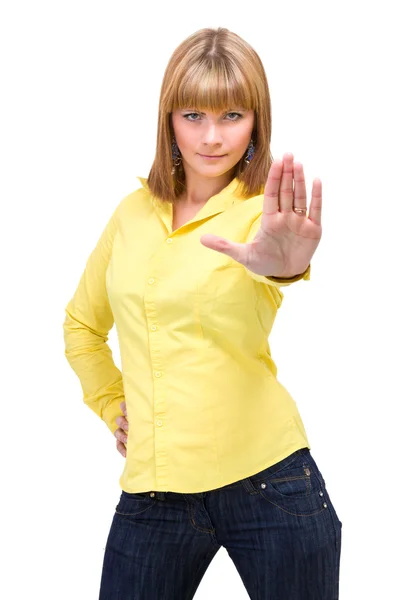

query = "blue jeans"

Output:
[[99, 448, 342, 599]]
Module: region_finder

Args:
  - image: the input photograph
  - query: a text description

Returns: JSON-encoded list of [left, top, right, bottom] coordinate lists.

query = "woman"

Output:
[[63, 27, 342, 600]]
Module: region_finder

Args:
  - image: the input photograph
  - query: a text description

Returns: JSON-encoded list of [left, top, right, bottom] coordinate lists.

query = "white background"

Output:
[[1, 0, 399, 598]]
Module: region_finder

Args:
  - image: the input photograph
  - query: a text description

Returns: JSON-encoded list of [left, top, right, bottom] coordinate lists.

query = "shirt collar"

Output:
[[136, 175, 264, 234]]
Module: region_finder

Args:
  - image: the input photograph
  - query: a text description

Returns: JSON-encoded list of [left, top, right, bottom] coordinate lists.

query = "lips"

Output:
[[199, 154, 226, 158]]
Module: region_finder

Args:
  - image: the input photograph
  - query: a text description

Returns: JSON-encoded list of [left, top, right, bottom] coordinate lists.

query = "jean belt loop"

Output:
[[241, 476, 259, 495]]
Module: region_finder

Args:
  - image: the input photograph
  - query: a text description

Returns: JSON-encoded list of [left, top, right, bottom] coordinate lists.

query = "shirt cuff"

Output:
[[245, 263, 311, 287], [102, 396, 126, 437]]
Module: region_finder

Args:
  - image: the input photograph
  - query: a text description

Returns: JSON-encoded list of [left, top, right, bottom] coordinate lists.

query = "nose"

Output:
[[202, 121, 223, 145]]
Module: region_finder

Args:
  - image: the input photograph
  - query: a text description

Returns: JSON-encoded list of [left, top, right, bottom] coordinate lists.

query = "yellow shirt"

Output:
[[63, 176, 311, 493]]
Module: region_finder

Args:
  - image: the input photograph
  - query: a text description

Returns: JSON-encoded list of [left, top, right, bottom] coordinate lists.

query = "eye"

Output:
[[182, 112, 243, 122], [182, 113, 201, 121], [225, 112, 243, 121]]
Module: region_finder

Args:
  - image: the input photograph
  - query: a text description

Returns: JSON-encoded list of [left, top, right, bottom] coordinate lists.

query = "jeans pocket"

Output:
[[115, 490, 156, 520], [250, 450, 327, 516]]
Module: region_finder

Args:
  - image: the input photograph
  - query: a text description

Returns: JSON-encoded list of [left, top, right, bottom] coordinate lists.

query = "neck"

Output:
[[179, 164, 236, 206]]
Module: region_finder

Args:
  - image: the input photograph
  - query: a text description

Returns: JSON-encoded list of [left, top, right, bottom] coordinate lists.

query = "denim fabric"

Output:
[[99, 448, 342, 599]]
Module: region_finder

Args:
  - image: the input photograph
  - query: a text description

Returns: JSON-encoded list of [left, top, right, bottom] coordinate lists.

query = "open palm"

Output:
[[200, 152, 322, 278]]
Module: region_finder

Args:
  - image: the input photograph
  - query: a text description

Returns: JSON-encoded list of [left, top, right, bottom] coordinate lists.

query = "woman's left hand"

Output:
[[200, 152, 322, 278]]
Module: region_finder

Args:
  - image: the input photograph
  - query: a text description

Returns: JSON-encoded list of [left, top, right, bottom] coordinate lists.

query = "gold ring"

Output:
[[293, 207, 307, 214]]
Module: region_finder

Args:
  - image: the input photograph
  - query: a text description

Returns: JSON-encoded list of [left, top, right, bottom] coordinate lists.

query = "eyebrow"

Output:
[[182, 108, 247, 114]]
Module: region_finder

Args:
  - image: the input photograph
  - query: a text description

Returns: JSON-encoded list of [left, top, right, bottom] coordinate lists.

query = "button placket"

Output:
[[144, 268, 168, 485]]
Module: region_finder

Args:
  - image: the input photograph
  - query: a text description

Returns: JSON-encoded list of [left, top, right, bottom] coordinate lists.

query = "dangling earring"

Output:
[[244, 138, 255, 164], [171, 138, 182, 175]]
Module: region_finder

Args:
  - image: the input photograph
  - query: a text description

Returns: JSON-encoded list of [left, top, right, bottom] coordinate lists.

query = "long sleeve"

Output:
[[63, 206, 124, 437], [244, 213, 311, 287]]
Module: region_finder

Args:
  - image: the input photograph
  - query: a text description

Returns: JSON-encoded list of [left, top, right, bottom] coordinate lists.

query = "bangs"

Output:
[[170, 58, 256, 113]]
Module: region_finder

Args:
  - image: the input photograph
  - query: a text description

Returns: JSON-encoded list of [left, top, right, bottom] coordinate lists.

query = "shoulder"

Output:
[[113, 177, 151, 221]]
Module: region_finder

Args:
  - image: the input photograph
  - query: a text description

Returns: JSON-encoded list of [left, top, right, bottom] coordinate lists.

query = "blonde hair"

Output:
[[147, 27, 273, 202]]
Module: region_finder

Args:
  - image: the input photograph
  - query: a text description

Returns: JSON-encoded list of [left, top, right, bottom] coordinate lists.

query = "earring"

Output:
[[171, 138, 182, 175], [244, 138, 255, 164]]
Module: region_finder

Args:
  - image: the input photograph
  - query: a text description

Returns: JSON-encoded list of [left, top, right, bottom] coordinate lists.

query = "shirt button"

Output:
[[156, 419, 163, 426], [154, 371, 162, 377], [166, 238, 172, 244], [148, 278, 155, 284], [150, 325, 157, 331]]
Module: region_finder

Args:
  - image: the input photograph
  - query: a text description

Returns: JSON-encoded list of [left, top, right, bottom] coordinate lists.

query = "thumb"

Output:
[[199, 234, 247, 264]]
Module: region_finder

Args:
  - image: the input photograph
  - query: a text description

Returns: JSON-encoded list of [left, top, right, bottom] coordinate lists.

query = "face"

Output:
[[171, 107, 255, 180]]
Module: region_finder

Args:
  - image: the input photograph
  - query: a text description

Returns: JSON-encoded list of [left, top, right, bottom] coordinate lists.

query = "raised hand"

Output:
[[200, 153, 322, 278]]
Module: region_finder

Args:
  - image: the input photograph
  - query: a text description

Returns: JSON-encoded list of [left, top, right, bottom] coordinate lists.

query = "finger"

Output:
[[263, 159, 283, 214], [293, 162, 307, 214], [120, 400, 127, 416], [279, 153, 295, 213], [114, 427, 128, 445], [308, 178, 322, 225], [200, 234, 248, 265], [116, 415, 129, 431], [116, 439, 126, 457]]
